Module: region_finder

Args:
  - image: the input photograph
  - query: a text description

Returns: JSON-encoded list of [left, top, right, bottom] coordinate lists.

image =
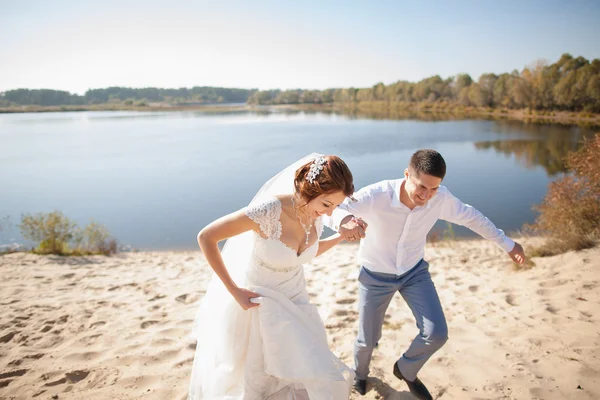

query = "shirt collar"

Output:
[[392, 178, 433, 210], [391, 179, 405, 208]]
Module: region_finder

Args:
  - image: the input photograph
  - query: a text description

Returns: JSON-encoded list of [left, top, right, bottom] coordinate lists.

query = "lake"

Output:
[[0, 110, 595, 250]]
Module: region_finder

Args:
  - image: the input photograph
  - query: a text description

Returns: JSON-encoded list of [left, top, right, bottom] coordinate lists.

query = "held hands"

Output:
[[508, 241, 526, 265], [339, 215, 368, 242], [230, 286, 261, 310]]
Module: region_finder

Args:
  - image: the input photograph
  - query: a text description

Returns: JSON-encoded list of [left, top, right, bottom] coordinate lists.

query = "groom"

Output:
[[329, 149, 526, 399]]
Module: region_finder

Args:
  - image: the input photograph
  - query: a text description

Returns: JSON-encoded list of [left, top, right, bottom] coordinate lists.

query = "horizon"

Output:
[[2, 0, 599, 95]]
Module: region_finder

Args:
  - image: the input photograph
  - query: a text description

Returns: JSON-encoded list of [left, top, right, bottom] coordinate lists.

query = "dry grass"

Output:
[[527, 133, 600, 256]]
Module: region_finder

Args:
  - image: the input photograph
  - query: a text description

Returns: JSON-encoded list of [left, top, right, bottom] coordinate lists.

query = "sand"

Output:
[[1, 238, 598, 399]]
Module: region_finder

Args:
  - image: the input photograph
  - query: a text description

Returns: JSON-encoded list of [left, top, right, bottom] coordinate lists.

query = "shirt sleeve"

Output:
[[439, 189, 515, 252], [322, 185, 375, 231]]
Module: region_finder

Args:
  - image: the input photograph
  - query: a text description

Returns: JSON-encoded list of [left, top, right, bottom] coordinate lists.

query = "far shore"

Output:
[[1, 102, 599, 127]]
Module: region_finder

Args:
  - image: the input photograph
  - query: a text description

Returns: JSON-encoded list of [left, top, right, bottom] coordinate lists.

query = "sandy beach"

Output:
[[1, 238, 598, 400]]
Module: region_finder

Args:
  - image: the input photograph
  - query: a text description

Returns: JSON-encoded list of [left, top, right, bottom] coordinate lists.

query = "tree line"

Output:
[[247, 53, 600, 113], [0, 86, 257, 106], [1, 53, 598, 112]]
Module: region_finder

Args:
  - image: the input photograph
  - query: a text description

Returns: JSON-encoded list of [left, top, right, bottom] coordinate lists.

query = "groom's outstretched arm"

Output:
[[439, 188, 526, 264]]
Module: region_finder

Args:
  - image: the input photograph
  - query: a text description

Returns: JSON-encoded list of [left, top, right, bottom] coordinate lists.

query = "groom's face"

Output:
[[404, 168, 442, 207]]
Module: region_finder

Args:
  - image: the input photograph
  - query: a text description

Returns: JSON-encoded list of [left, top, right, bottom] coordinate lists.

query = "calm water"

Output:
[[0, 110, 594, 250]]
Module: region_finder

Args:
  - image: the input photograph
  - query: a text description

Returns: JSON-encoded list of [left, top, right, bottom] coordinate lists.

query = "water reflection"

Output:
[[330, 108, 472, 122], [474, 121, 596, 175]]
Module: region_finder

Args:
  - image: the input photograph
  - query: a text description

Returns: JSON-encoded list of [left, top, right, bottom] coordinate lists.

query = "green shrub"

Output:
[[73, 221, 117, 255], [18, 211, 117, 256], [19, 211, 75, 254]]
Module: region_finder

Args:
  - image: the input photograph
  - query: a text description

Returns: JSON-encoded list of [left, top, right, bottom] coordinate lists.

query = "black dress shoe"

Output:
[[393, 362, 433, 400], [353, 378, 367, 395]]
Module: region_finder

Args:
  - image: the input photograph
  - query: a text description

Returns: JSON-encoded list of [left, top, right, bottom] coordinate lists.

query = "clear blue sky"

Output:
[[1, 0, 598, 94]]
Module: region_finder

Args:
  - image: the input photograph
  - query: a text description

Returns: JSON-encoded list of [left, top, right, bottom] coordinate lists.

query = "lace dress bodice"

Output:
[[245, 197, 323, 299], [189, 195, 353, 400]]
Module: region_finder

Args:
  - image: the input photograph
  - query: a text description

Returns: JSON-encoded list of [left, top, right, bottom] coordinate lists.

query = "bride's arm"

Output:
[[315, 233, 345, 257], [198, 209, 261, 310]]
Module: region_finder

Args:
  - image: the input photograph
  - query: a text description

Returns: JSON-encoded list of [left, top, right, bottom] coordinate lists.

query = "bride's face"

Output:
[[305, 191, 347, 219]]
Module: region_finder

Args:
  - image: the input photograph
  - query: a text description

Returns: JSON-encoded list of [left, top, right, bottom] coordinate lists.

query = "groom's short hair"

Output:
[[409, 149, 446, 179]]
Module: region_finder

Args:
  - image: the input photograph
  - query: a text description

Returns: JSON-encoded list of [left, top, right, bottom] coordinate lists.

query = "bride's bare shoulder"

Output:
[[274, 194, 294, 219]]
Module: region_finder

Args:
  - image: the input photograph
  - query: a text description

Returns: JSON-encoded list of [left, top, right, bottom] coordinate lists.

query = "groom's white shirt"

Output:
[[325, 179, 515, 275]]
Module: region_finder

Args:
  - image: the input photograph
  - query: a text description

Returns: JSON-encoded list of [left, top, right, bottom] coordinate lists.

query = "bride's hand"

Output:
[[230, 287, 261, 310]]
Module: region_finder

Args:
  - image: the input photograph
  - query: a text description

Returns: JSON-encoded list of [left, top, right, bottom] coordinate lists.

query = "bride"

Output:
[[188, 154, 360, 400]]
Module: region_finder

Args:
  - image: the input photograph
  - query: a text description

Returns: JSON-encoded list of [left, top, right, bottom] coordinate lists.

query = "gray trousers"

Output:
[[354, 260, 448, 381]]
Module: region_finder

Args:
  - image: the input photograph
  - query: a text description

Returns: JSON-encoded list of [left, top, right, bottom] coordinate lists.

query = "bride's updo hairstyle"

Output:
[[293, 155, 355, 203]]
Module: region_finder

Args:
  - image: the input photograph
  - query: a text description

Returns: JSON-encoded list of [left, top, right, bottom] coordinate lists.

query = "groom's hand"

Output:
[[508, 241, 526, 264], [339, 215, 368, 242]]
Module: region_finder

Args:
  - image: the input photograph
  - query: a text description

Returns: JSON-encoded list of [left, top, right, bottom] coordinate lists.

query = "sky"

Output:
[[1, 0, 599, 95]]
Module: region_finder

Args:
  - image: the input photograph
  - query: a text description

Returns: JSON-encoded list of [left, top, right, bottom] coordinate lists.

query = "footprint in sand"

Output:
[[545, 304, 559, 314], [468, 285, 478, 292], [175, 293, 200, 304], [0, 331, 18, 343], [174, 356, 195, 369], [335, 298, 355, 305], [0, 369, 28, 379], [325, 321, 346, 329], [44, 370, 90, 387], [77, 333, 102, 346], [7, 353, 44, 367], [0, 380, 12, 388], [141, 320, 160, 329], [12, 315, 31, 322], [90, 321, 106, 329], [108, 282, 138, 291], [505, 294, 518, 306]]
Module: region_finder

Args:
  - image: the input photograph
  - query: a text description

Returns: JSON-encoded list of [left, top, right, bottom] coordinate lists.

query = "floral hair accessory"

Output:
[[306, 155, 327, 184]]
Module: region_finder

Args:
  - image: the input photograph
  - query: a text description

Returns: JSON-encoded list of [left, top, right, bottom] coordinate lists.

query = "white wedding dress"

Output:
[[188, 196, 354, 400]]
